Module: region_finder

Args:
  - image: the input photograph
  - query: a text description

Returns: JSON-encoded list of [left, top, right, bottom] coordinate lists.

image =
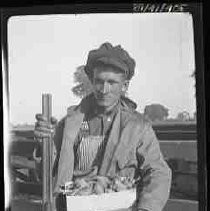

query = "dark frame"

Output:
[[1, 3, 206, 211]]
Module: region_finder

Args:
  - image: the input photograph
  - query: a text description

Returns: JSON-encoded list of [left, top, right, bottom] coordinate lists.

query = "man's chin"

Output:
[[95, 99, 113, 107]]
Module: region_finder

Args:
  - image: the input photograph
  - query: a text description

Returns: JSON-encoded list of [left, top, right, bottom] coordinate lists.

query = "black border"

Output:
[[1, 3, 207, 211]]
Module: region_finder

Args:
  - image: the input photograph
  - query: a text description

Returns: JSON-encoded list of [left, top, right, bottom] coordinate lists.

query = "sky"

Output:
[[7, 13, 196, 125]]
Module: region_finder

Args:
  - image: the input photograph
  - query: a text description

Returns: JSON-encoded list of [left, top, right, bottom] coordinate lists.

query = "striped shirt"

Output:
[[74, 105, 118, 172], [75, 135, 105, 171]]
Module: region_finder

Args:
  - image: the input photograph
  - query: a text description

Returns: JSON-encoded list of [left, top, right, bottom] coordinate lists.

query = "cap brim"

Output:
[[96, 57, 128, 75]]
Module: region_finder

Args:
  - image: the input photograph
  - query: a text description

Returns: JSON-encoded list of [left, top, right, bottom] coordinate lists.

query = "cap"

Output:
[[84, 42, 136, 80]]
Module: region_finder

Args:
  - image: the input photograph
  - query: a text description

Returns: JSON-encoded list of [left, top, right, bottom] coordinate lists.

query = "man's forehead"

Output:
[[93, 64, 126, 75]]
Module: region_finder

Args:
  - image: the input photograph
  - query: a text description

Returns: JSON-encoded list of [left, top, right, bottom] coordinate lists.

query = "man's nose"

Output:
[[101, 82, 110, 94]]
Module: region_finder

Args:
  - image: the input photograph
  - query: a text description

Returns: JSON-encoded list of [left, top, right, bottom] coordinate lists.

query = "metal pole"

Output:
[[42, 94, 53, 211]]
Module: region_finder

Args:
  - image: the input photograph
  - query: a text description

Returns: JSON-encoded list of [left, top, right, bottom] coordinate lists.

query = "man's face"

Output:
[[92, 65, 129, 109]]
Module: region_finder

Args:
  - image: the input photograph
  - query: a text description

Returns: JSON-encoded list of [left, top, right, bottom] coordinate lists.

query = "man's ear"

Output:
[[122, 80, 129, 93]]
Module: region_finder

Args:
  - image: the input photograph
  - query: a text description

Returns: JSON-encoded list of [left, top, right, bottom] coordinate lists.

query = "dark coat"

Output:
[[52, 95, 171, 211]]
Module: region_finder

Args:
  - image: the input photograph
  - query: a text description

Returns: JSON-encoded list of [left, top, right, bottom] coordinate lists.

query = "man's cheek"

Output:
[[92, 84, 98, 92]]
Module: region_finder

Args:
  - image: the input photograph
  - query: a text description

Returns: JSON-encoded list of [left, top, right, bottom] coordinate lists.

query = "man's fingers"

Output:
[[35, 126, 55, 134], [34, 130, 52, 138], [34, 114, 57, 140], [36, 121, 55, 129], [51, 117, 57, 125], [36, 114, 57, 125], [35, 114, 48, 122]]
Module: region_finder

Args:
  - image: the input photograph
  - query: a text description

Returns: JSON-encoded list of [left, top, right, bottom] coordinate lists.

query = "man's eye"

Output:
[[108, 81, 117, 85], [95, 79, 103, 84]]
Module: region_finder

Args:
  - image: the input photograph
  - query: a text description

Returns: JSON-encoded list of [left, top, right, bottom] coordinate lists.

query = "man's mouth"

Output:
[[96, 96, 110, 100]]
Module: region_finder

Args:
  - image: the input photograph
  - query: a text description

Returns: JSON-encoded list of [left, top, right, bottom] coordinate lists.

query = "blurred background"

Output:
[[7, 13, 196, 126]]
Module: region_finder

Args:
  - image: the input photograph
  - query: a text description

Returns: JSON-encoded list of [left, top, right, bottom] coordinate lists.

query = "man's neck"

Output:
[[96, 100, 119, 116]]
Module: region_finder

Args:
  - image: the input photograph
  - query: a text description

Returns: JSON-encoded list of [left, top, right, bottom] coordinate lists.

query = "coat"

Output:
[[52, 95, 172, 211]]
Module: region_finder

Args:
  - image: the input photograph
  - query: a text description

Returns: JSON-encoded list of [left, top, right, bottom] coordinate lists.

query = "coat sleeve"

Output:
[[135, 123, 172, 211], [52, 117, 65, 177]]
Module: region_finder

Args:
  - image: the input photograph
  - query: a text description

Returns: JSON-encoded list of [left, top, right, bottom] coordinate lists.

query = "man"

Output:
[[34, 42, 171, 211]]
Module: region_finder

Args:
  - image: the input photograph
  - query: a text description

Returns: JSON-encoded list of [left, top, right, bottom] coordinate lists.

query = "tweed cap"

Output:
[[84, 42, 136, 80]]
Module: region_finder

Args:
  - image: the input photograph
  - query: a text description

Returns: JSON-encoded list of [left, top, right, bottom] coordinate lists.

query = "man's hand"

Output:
[[33, 114, 57, 181], [34, 113, 57, 139]]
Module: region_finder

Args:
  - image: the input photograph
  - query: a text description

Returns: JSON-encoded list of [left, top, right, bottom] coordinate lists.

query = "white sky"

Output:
[[7, 13, 196, 124]]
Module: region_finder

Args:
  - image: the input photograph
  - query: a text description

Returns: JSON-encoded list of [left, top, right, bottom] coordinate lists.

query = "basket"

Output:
[[66, 189, 136, 211]]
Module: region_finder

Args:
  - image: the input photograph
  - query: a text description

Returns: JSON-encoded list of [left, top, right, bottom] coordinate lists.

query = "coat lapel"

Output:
[[112, 121, 140, 170], [99, 105, 141, 177], [99, 106, 121, 175], [54, 107, 84, 193]]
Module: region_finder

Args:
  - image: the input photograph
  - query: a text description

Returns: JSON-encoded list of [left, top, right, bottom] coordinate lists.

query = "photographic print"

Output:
[[1, 3, 206, 211]]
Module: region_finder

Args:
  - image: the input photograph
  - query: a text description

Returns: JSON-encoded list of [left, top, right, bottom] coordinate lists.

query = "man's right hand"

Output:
[[34, 113, 57, 139], [33, 114, 57, 180]]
